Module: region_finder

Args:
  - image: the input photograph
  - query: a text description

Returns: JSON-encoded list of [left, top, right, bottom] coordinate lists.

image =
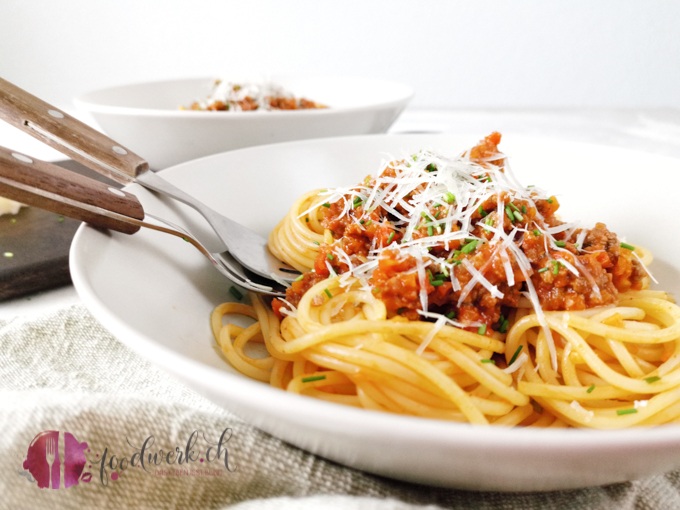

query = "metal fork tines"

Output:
[[0, 77, 301, 284]]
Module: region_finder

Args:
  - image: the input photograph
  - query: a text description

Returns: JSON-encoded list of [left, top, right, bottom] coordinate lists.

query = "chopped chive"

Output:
[[616, 408, 638, 416], [509, 202, 520, 212], [521, 205, 527, 214], [387, 231, 395, 244], [444, 191, 456, 204], [481, 358, 495, 364], [644, 375, 661, 384], [538, 267, 549, 273], [477, 324, 487, 335], [229, 286, 244, 301], [477, 206, 487, 217], [586, 384, 596, 393], [321, 202, 331, 208], [326, 253, 334, 261], [313, 241, 320, 245], [461, 239, 478, 254], [533, 229, 542, 236], [294, 274, 304, 282], [552, 260, 560, 275], [427, 225, 434, 236], [446, 311, 457, 320], [430, 279, 445, 287], [499, 319, 510, 333], [508, 344, 523, 365], [547, 198, 554, 204], [352, 196, 363, 207], [620, 242, 636, 251], [554, 240, 566, 248], [301, 374, 327, 383], [425, 163, 438, 172], [513, 211, 524, 222], [505, 205, 515, 222], [323, 288, 333, 299]]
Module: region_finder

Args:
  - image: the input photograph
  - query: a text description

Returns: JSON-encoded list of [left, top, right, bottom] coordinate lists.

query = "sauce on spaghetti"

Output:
[[275, 133, 648, 334]]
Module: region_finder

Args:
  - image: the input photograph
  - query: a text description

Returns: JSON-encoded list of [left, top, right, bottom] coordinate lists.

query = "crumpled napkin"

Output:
[[1, 304, 679, 510]]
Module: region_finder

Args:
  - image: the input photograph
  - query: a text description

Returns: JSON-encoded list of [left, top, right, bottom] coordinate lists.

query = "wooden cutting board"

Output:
[[0, 160, 117, 301]]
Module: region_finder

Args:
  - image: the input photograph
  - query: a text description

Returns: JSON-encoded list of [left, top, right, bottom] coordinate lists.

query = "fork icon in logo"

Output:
[[45, 437, 56, 489], [22, 430, 90, 489]]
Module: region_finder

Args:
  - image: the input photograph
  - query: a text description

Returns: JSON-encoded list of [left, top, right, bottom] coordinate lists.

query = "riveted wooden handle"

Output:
[[0, 146, 145, 235], [0, 77, 149, 185]]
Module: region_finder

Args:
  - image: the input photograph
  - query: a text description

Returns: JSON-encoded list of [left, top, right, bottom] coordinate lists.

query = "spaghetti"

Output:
[[211, 133, 680, 428]]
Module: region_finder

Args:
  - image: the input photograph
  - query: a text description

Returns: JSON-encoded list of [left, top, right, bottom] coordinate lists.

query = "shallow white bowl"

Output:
[[70, 133, 680, 491], [74, 76, 413, 169]]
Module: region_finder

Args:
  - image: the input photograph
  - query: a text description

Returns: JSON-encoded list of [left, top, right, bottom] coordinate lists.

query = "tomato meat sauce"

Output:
[[277, 133, 648, 335]]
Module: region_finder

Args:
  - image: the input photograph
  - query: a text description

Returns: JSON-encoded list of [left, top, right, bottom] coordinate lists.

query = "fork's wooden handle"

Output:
[[0, 77, 148, 185], [0, 146, 144, 234]]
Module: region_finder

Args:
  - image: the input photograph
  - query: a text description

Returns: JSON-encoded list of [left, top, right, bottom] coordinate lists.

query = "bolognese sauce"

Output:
[[277, 133, 648, 334]]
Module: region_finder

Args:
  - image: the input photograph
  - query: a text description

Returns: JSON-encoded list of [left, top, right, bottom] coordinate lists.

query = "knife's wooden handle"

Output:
[[0, 146, 144, 234], [0, 77, 148, 185]]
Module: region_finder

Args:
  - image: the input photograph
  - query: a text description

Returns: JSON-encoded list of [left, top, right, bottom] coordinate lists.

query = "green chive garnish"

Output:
[[505, 205, 515, 222], [644, 376, 661, 384], [387, 231, 395, 244], [616, 408, 638, 416], [444, 192, 455, 204], [554, 240, 566, 248], [427, 225, 434, 236], [538, 267, 549, 273], [322, 202, 331, 208], [324, 288, 332, 299], [301, 374, 327, 383], [508, 345, 523, 365], [229, 286, 244, 301], [620, 242, 636, 251], [477, 324, 487, 335], [552, 260, 560, 275], [481, 358, 495, 364], [586, 384, 596, 393], [461, 239, 478, 254], [513, 211, 524, 222], [533, 229, 542, 236], [326, 253, 334, 261], [499, 318, 509, 334], [425, 163, 438, 172]]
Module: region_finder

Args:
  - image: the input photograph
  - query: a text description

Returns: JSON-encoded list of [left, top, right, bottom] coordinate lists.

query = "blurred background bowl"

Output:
[[74, 75, 414, 169]]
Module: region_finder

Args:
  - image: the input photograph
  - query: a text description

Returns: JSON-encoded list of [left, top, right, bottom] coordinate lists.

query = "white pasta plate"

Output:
[[75, 75, 413, 169], [70, 133, 680, 491]]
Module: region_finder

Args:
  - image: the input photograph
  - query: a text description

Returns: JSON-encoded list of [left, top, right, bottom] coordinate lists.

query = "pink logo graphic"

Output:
[[23, 430, 91, 489]]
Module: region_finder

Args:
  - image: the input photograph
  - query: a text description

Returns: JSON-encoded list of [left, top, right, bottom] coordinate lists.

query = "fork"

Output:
[[0, 146, 285, 296], [45, 436, 56, 489], [0, 77, 300, 283]]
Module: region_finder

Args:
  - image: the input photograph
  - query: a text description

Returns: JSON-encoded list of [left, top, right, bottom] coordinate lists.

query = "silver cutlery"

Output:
[[0, 147, 285, 296], [0, 77, 300, 284]]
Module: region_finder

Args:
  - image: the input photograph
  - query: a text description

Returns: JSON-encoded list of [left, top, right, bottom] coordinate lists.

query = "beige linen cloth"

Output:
[[2, 304, 680, 509]]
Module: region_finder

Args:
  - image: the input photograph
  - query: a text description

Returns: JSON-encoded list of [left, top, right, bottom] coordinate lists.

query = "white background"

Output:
[[1, 0, 679, 110]]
